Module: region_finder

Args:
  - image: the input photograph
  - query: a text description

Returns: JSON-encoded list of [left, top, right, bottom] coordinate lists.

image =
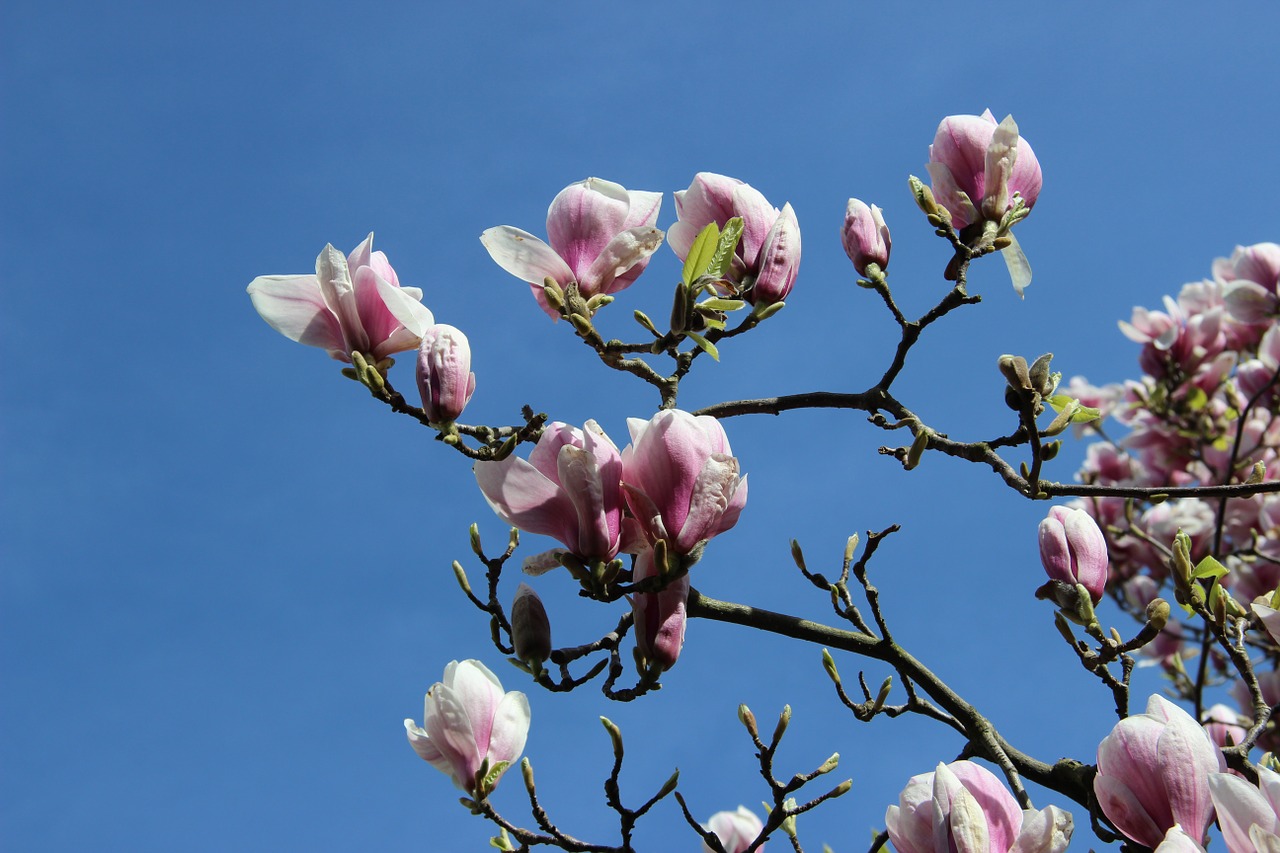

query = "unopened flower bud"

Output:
[[842, 198, 891, 277], [1146, 598, 1171, 632], [1038, 506, 1109, 604], [416, 324, 476, 424], [511, 583, 552, 665]]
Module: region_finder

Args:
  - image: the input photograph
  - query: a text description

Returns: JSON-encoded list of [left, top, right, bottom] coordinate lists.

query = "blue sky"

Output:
[[4, 2, 1280, 850]]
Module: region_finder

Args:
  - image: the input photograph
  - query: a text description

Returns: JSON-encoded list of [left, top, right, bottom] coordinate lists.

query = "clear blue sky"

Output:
[[4, 2, 1279, 850]]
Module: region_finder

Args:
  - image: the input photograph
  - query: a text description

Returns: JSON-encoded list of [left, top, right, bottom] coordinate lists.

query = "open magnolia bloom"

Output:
[[1207, 766, 1280, 852], [480, 178, 663, 318], [667, 172, 800, 304], [404, 660, 530, 795], [885, 760, 1072, 853], [1093, 694, 1222, 848], [620, 409, 747, 557], [247, 233, 434, 362], [475, 420, 641, 573]]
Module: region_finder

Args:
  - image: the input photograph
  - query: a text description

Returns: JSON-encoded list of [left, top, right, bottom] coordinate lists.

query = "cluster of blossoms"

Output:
[[237, 113, 1280, 852], [1067, 242, 1280, 733], [475, 409, 746, 671]]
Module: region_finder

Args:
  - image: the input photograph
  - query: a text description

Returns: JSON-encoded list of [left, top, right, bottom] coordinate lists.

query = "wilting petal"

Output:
[[1009, 806, 1073, 853], [675, 455, 741, 552]]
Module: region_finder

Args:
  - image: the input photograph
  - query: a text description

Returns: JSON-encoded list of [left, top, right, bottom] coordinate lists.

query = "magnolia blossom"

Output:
[[475, 420, 633, 572], [480, 178, 663, 317], [701, 805, 764, 853], [404, 659, 530, 794], [620, 409, 747, 556], [885, 760, 1072, 853], [247, 234, 434, 362], [416, 324, 475, 424], [630, 548, 689, 671], [842, 198, 891, 276], [1208, 767, 1280, 852], [926, 110, 1042, 230], [1094, 694, 1221, 848], [1038, 506, 1109, 603], [667, 172, 800, 304], [1218, 242, 1280, 324]]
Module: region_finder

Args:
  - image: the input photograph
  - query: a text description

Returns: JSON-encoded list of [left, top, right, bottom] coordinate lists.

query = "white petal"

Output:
[[480, 226, 575, 286]]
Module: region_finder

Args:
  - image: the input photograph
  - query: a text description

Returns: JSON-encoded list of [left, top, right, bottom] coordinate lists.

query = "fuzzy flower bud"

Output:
[[511, 583, 552, 665]]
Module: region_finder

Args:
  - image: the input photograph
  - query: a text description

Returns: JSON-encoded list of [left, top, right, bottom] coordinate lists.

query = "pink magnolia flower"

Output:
[[842, 198, 891, 276], [885, 760, 1072, 853], [247, 234, 434, 362], [1217, 243, 1280, 324], [667, 173, 800, 304], [702, 805, 764, 853], [1038, 506, 1109, 603], [475, 420, 633, 572], [620, 409, 747, 556], [480, 178, 663, 318], [1208, 767, 1280, 852], [630, 548, 689, 671], [926, 111, 1042, 230], [404, 659, 530, 794], [1094, 694, 1221, 848], [416, 324, 476, 424]]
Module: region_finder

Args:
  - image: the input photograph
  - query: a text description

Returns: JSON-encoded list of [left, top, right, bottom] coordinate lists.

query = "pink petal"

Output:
[[247, 275, 346, 356], [546, 178, 632, 280], [475, 456, 580, 548], [480, 226, 575, 288], [580, 225, 665, 297], [485, 690, 530, 768]]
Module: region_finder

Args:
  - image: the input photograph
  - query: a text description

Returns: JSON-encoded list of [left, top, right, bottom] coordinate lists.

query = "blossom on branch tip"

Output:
[[404, 659, 530, 795], [885, 760, 1072, 853], [1038, 506, 1109, 604], [925, 110, 1041, 230], [1217, 242, 1280, 324], [668, 172, 800, 304], [620, 409, 747, 557], [247, 234, 434, 362], [701, 805, 764, 853], [842, 198, 891, 277], [1093, 694, 1221, 848], [416, 324, 475, 424], [480, 178, 663, 318], [475, 420, 636, 571]]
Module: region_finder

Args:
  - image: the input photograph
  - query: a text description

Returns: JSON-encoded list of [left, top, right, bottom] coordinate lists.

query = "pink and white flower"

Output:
[[630, 547, 689, 671], [475, 420, 633, 571], [667, 173, 800, 304], [1038, 505, 1109, 603], [416, 324, 476, 424], [702, 805, 764, 853], [842, 198, 891, 277], [885, 760, 1072, 853], [248, 234, 434, 362], [481, 178, 663, 317], [620, 409, 747, 556], [404, 659, 530, 794], [926, 111, 1042, 230], [1093, 694, 1221, 848]]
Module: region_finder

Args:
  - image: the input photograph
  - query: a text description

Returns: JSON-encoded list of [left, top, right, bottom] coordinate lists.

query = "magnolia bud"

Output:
[[1038, 506, 1109, 604], [511, 583, 552, 665], [842, 199, 891, 277], [416, 324, 476, 424]]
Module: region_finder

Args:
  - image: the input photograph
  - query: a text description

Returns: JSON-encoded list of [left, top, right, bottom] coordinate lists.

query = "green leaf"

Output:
[[481, 760, 510, 794], [682, 222, 720, 286], [1046, 394, 1101, 424], [706, 216, 743, 279], [1192, 555, 1229, 580], [1186, 386, 1209, 411], [698, 298, 746, 312], [686, 332, 719, 361]]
